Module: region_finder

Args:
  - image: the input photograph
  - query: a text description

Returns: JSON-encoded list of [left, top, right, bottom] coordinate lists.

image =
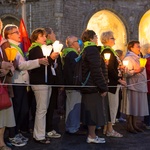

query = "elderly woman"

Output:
[[100, 30, 126, 137], [0, 19, 15, 150], [141, 43, 150, 58], [3, 24, 49, 146], [122, 40, 149, 133], [28, 28, 59, 144], [81, 29, 110, 144]]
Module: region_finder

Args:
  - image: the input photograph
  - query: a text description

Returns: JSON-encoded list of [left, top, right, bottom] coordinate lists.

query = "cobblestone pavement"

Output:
[[10, 116, 150, 150]]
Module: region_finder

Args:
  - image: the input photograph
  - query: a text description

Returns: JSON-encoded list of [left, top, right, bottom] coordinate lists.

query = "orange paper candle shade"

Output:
[[5, 47, 17, 62], [140, 58, 147, 67]]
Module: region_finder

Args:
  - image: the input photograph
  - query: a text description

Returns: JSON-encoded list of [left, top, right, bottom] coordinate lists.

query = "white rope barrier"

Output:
[[1, 79, 150, 88]]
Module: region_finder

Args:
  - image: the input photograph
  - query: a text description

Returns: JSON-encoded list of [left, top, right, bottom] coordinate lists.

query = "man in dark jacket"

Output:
[[62, 35, 85, 134]]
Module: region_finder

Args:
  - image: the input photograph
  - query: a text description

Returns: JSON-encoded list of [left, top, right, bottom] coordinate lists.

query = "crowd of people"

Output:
[[0, 18, 150, 150]]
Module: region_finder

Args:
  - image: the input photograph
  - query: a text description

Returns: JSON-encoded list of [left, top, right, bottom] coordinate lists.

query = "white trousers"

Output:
[[32, 85, 52, 140], [108, 85, 120, 124]]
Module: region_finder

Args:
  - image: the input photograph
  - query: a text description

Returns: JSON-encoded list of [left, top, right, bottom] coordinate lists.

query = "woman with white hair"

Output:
[[100, 30, 126, 137]]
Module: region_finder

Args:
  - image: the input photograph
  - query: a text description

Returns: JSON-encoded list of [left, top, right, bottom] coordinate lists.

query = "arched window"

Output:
[[87, 10, 127, 52]]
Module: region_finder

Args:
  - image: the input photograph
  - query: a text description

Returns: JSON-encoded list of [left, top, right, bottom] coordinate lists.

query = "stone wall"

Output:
[[0, 0, 150, 45]]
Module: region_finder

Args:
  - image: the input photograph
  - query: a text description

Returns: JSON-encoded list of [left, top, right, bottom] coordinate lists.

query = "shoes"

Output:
[[9, 136, 27, 147], [15, 133, 29, 142], [46, 130, 61, 138], [87, 136, 106, 144], [145, 126, 150, 129], [96, 126, 101, 130], [29, 129, 33, 134], [34, 138, 50, 144], [118, 117, 126, 122], [133, 127, 144, 132], [106, 130, 123, 138], [0, 146, 11, 150], [126, 127, 137, 134], [66, 130, 86, 135]]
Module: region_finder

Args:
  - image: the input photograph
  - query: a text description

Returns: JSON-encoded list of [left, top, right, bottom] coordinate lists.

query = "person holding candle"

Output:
[[0, 45, 14, 150], [44, 27, 63, 139], [115, 49, 126, 123], [28, 28, 59, 144], [122, 40, 149, 133], [3, 24, 49, 146], [100, 31, 126, 137], [0, 19, 15, 150]]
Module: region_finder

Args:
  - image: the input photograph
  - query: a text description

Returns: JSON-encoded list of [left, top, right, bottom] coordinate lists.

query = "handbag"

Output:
[[0, 77, 12, 110]]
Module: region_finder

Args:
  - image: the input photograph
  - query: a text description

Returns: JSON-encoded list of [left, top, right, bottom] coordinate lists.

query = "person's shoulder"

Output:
[[30, 45, 41, 52], [67, 50, 78, 57], [84, 45, 99, 52]]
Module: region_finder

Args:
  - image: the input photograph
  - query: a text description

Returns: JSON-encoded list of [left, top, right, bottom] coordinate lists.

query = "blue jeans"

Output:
[[144, 93, 150, 126], [65, 90, 81, 133]]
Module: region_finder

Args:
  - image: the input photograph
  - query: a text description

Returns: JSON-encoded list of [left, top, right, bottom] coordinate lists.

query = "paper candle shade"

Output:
[[140, 58, 147, 67], [104, 53, 111, 60], [41, 44, 53, 83], [123, 60, 129, 67], [53, 40, 63, 53], [5, 47, 17, 62], [41, 45, 52, 57]]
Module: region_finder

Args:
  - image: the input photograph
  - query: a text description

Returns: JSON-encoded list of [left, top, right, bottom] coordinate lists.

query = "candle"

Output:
[[41, 45, 52, 83], [140, 58, 147, 67], [104, 53, 111, 60], [53, 40, 63, 53], [123, 60, 129, 74], [123, 60, 129, 67], [5, 47, 17, 62]]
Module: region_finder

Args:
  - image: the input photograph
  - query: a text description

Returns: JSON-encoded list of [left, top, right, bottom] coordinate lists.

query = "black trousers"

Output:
[[46, 87, 58, 132], [116, 88, 122, 119], [12, 85, 29, 134]]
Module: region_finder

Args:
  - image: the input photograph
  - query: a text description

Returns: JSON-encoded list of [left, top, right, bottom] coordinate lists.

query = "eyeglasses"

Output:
[[72, 41, 79, 45], [110, 37, 115, 40], [73, 41, 78, 43], [10, 31, 20, 35]]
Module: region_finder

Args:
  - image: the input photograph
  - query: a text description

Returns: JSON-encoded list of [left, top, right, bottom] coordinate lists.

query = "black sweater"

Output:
[[63, 51, 78, 85], [28, 46, 61, 85], [101, 48, 120, 94]]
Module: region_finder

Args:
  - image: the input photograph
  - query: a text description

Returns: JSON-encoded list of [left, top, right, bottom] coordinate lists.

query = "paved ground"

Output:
[[9, 116, 150, 150]]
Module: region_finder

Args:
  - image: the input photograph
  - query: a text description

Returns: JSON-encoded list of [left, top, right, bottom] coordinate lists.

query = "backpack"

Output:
[[73, 54, 90, 86]]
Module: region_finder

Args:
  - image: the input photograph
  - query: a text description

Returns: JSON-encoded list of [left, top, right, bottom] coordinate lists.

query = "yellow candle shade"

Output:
[[5, 47, 17, 62], [104, 53, 111, 60], [140, 58, 147, 67]]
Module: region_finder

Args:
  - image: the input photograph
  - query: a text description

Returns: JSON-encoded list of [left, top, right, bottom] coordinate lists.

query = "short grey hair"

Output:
[[141, 43, 150, 55], [100, 30, 114, 45], [66, 35, 76, 47]]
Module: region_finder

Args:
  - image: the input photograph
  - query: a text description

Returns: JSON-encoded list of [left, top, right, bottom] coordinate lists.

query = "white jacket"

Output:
[[8, 39, 40, 84]]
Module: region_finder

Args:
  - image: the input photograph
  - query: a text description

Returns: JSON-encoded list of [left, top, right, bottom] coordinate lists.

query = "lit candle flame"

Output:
[[123, 60, 129, 67]]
